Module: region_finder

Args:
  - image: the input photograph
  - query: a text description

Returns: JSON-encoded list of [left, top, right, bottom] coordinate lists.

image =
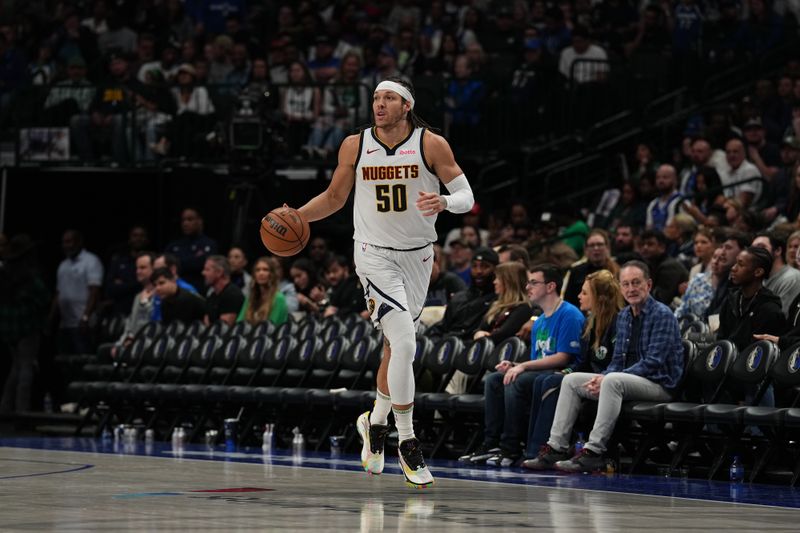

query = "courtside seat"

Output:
[[208, 335, 249, 382], [415, 337, 463, 411], [282, 337, 350, 406], [743, 342, 800, 428], [274, 320, 297, 340], [248, 320, 276, 342], [330, 336, 379, 389], [703, 340, 779, 426], [451, 338, 517, 415], [663, 340, 738, 423], [229, 335, 272, 385]]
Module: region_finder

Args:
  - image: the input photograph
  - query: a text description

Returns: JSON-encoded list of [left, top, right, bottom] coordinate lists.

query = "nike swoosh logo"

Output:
[[422, 255, 432, 262], [367, 148, 380, 154]]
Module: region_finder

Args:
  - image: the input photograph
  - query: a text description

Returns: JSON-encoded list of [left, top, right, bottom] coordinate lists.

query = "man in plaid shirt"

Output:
[[525, 260, 684, 473]]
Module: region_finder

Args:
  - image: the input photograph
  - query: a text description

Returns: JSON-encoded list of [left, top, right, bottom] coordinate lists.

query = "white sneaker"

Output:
[[398, 437, 434, 489], [356, 411, 389, 475]]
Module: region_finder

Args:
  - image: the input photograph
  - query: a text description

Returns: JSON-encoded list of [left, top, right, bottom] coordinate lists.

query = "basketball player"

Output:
[[296, 78, 474, 488]]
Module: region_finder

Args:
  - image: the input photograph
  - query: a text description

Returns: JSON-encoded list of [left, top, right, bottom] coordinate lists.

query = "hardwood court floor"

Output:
[[1, 437, 799, 531]]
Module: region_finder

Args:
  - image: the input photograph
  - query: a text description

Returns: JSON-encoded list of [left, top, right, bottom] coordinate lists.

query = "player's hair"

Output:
[[582, 270, 625, 350], [484, 262, 529, 324], [374, 76, 435, 131], [244, 257, 280, 324]]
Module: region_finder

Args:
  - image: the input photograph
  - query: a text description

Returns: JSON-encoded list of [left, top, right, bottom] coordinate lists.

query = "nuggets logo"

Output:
[[368, 298, 376, 315]]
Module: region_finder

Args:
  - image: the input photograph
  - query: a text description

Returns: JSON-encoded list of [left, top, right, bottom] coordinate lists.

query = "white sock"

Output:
[[393, 405, 415, 442], [370, 390, 392, 426]]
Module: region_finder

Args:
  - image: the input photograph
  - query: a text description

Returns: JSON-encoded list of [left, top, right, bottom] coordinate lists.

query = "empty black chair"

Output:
[[205, 320, 230, 340], [163, 320, 187, 339], [158, 336, 201, 382], [486, 337, 528, 368], [207, 335, 249, 384], [347, 319, 372, 344], [229, 335, 273, 385], [184, 335, 225, 383], [700, 340, 779, 478], [274, 320, 298, 340], [249, 321, 276, 341], [255, 336, 299, 386], [229, 321, 252, 338], [331, 337, 382, 411], [184, 320, 207, 339], [137, 333, 178, 382], [297, 318, 322, 341], [286, 337, 353, 407], [414, 335, 435, 380], [320, 318, 345, 344], [415, 337, 464, 411], [451, 338, 519, 415]]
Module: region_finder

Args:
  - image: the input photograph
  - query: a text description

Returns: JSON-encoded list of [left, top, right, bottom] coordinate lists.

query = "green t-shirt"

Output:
[[561, 220, 590, 256], [236, 291, 289, 325]]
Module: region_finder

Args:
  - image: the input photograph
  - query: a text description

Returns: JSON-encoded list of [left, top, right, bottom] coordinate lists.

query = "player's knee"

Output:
[[381, 311, 416, 363]]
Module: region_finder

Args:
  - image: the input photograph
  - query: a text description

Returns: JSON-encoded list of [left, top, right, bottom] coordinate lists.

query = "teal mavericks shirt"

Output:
[[530, 300, 585, 367]]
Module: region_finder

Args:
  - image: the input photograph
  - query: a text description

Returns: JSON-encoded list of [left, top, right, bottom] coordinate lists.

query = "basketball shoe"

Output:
[[398, 437, 434, 489], [357, 411, 390, 475]]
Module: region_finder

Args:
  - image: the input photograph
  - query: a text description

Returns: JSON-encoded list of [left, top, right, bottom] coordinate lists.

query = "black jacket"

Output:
[[777, 291, 800, 350], [717, 286, 787, 352], [426, 285, 497, 340]]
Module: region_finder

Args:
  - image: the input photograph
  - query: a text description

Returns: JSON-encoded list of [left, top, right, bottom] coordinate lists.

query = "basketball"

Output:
[[260, 206, 310, 257]]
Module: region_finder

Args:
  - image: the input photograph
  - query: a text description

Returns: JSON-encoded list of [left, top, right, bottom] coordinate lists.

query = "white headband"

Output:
[[374, 81, 415, 110]]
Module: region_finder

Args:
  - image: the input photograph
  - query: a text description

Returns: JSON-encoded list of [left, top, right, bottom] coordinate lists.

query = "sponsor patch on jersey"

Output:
[[398, 149, 416, 155], [368, 298, 376, 315]]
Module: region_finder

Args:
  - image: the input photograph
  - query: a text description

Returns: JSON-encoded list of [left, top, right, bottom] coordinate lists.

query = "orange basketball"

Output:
[[260, 206, 310, 257]]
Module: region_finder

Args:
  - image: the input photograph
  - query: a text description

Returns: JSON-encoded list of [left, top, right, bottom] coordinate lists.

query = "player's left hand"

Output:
[[416, 191, 446, 216]]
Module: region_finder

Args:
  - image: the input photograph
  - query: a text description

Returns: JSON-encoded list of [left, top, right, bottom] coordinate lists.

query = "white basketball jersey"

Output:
[[353, 127, 440, 249]]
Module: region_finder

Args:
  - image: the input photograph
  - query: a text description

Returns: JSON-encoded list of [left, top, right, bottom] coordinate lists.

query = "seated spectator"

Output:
[[717, 246, 786, 353], [613, 224, 637, 257], [137, 41, 180, 83], [305, 51, 368, 159], [70, 50, 135, 164], [202, 255, 245, 326], [105, 225, 150, 315], [446, 238, 474, 287], [497, 244, 531, 266], [705, 230, 750, 320], [530, 261, 684, 473], [133, 69, 177, 162], [164, 207, 218, 291], [751, 231, 800, 316], [224, 43, 251, 92], [426, 247, 499, 340], [462, 263, 584, 467], [663, 213, 697, 267], [280, 60, 320, 156], [307, 35, 340, 85], [646, 165, 682, 232], [675, 247, 726, 320], [266, 257, 299, 314], [307, 237, 333, 280], [687, 226, 717, 278], [638, 229, 689, 305], [743, 116, 780, 182], [151, 267, 206, 325], [786, 230, 800, 269], [606, 181, 648, 232], [680, 138, 727, 198], [42, 55, 95, 126], [444, 54, 485, 148], [561, 229, 619, 306], [237, 257, 288, 326], [425, 244, 467, 308], [472, 262, 533, 344], [558, 25, 608, 84], [150, 63, 217, 157], [523, 269, 623, 470], [150, 253, 199, 321], [227, 246, 251, 300], [321, 255, 367, 319], [442, 204, 489, 254], [111, 252, 155, 358], [290, 257, 324, 315], [720, 138, 763, 209]]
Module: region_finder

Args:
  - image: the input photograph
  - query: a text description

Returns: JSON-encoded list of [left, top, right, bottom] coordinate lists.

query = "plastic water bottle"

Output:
[[262, 424, 274, 452], [43, 393, 53, 413], [574, 433, 585, 455], [291, 426, 305, 455], [730, 455, 744, 483]]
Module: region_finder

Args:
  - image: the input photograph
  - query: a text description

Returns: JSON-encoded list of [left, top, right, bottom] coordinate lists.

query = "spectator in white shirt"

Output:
[[558, 25, 608, 84], [720, 137, 763, 208]]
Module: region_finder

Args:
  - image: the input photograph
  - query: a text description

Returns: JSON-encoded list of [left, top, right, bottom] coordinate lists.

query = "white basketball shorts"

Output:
[[353, 241, 433, 328]]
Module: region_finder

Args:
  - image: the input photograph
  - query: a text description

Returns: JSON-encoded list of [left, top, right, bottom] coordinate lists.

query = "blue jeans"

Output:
[[524, 372, 565, 458], [484, 371, 543, 452]]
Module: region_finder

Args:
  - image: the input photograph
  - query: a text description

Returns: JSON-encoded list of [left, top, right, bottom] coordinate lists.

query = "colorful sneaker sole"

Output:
[[356, 411, 384, 475]]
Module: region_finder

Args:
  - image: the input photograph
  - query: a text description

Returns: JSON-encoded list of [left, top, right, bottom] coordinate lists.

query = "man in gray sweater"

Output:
[[752, 230, 800, 315]]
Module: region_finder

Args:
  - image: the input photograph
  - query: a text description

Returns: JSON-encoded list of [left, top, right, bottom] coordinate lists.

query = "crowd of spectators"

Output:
[[2, 0, 799, 164], [3, 1, 800, 476]]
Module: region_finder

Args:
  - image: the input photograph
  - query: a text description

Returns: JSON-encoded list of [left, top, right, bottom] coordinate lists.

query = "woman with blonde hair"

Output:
[[473, 262, 533, 342], [237, 257, 289, 325], [523, 269, 624, 471]]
